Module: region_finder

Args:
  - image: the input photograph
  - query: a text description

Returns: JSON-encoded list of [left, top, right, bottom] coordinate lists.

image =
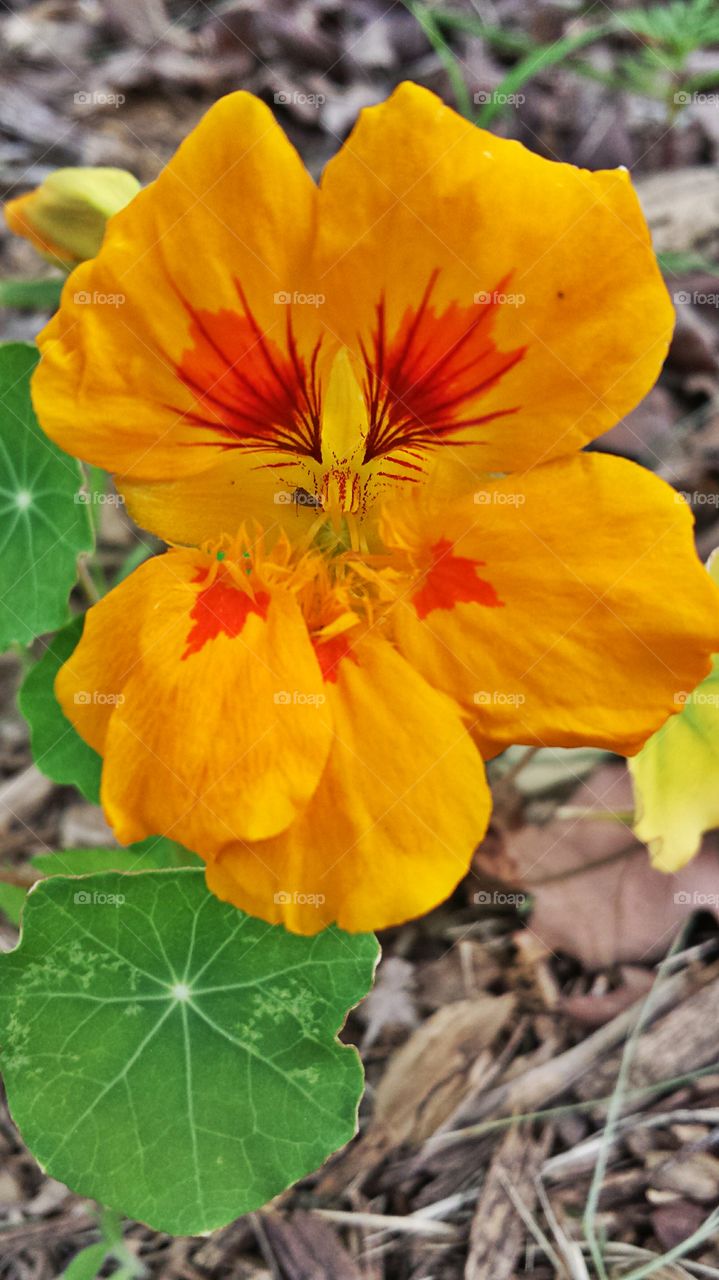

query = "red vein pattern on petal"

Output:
[[177, 285, 324, 462], [360, 272, 526, 474]]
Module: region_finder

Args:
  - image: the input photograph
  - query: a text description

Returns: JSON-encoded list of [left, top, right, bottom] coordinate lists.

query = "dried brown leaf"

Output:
[[499, 764, 719, 967], [373, 995, 516, 1147]]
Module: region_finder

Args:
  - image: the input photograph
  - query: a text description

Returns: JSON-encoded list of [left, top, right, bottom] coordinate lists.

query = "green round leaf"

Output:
[[19, 614, 102, 803], [1, 839, 200, 931], [0, 870, 378, 1234], [0, 343, 93, 649], [32, 838, 200, 878]]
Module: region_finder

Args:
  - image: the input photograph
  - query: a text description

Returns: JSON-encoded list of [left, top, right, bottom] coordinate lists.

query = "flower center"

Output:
[[177, 273, 525, 526]]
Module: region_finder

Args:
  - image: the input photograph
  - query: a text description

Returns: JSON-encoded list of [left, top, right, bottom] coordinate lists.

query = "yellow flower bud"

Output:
[[3, 167, 140, 267]]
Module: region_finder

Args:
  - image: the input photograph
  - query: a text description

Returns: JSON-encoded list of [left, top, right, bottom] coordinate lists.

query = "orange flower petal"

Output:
[[206, 637, 491, 934], [118, 447, 312, 547], [55, 548, 333, 848], [317, 82, 673, 475], [385, 453, 719, 757], [33, 92, 323, 484], [54, 556, 157, 752], [34, 85, 675, 548]]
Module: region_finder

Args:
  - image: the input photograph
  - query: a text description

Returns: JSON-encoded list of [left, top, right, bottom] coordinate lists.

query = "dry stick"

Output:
[[359, 1190, 479, 1260], [249, 1214, 283, 1280], [0, 763, 54, 835], [576, 963, 719, 1103], [0, 1213, 99, 1253], [464, 1123, 553, 1280], [582, 932, 693, 1280], [535, 1177, 591, 1280], [410, 1189, 478, 1221], [543, 1108, 719, 1182], [584, 1245, 696, 1280], [426, 958, 719, 1142], [312, 1209, 458, 1241], [429, 1064, 719, 1150], [661, 937, 719, 973], [494, 1169, 565, 1277], [554, 807, 634, 824]]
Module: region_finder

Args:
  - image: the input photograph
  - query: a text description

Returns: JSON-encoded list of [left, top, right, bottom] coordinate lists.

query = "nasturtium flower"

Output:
[[4, 167, 140, 267], [32, 84, 719, 934]]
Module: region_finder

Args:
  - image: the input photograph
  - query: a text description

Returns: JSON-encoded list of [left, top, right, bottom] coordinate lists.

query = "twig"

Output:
[[495, 1170, 565, 1276], [312, 1209, 458, 1240], [582, 930, 692, 1279], [425, 962, 717, 1140], [535, 1177, 591, 1280], [544, 1109, 719, 1182]]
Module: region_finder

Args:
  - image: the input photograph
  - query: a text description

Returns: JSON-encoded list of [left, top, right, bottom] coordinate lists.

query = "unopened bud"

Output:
[[4, 167, 140, 266]]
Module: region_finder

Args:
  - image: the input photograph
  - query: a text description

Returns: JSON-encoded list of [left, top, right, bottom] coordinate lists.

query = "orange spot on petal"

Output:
[[413, 538, 503, 619], [313, 633, 358, 683], [183, 577, 270, 659]]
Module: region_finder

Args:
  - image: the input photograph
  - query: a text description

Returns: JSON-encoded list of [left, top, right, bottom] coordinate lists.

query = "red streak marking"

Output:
[[361, 272, 526, 463], [413, 538, 503, 619], [313, 634, 358, 683], [177, 284, 323, 462], [183, 577, 270, 659]]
